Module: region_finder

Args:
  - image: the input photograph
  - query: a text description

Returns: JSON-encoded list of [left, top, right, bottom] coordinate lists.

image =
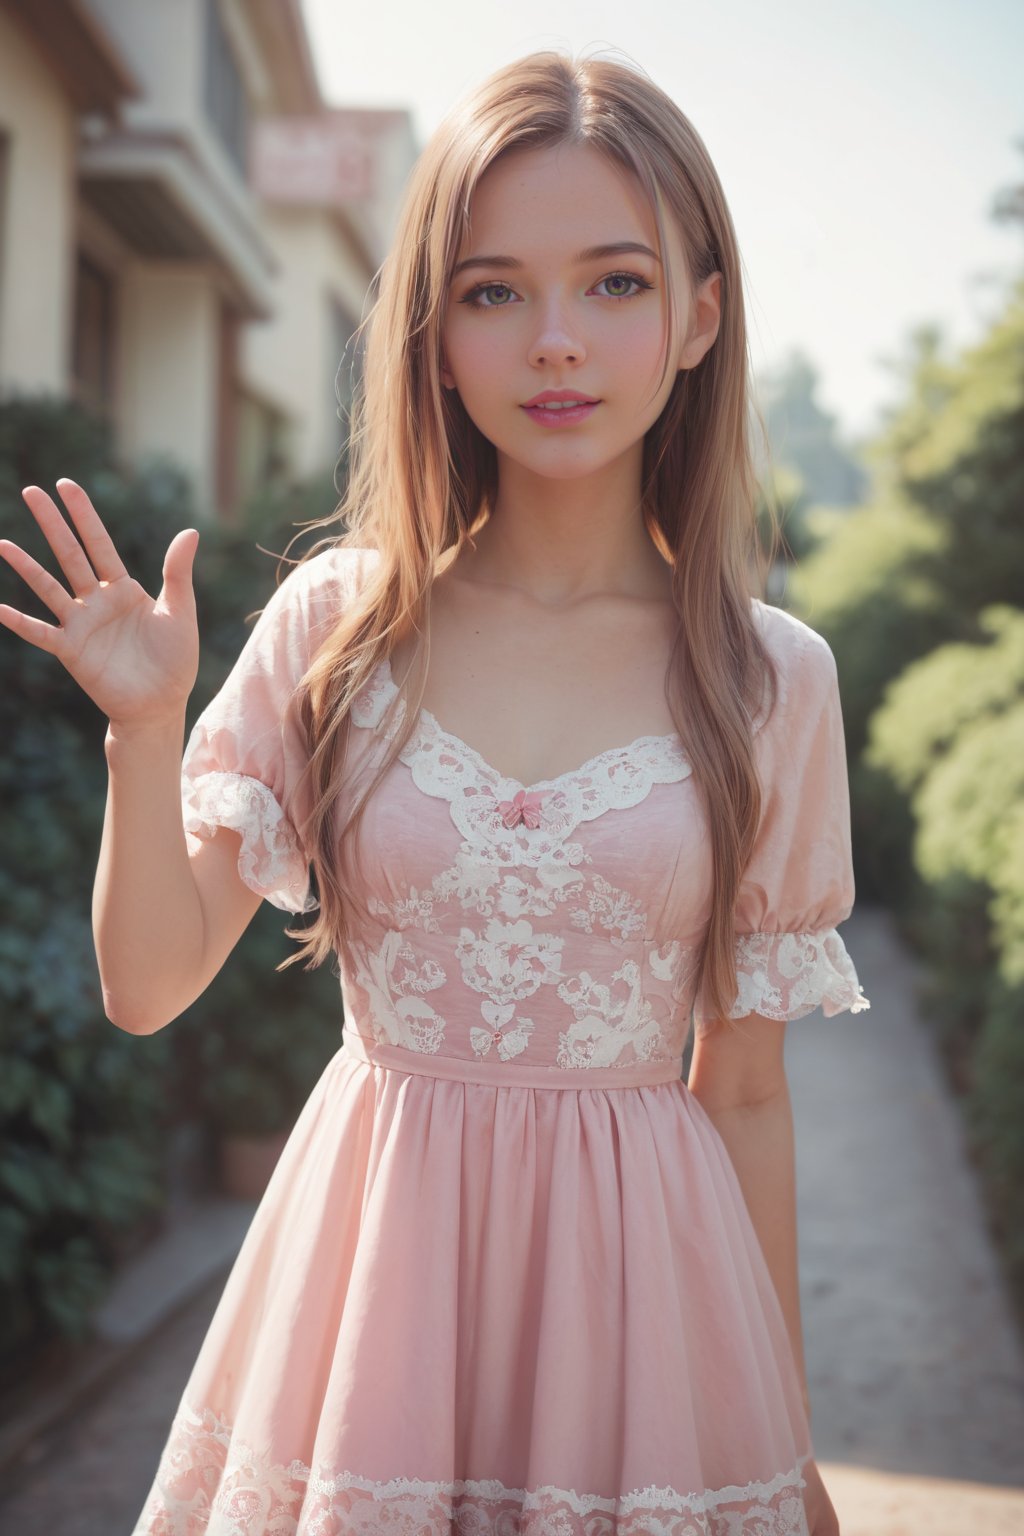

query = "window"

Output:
[[237, 388, 291, 506], [203, 0, 248, 177], [72, 253, 116, 419]]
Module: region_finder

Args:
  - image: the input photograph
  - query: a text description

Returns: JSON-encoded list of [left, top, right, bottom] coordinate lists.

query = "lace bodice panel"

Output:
[[337, 659, 709, 1075]]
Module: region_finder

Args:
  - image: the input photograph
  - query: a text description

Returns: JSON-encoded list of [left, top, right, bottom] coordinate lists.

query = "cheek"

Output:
[[445, 322, 514, 394], [608, 309, 671, 369]]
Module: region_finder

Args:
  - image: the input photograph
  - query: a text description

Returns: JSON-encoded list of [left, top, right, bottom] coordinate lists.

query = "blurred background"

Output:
[[0, 0, 1022, 1530]]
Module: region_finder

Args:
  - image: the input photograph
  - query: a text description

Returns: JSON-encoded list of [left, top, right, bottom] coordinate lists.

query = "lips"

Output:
[[522, 389, 600, 409], [520, 394, 600, 428]]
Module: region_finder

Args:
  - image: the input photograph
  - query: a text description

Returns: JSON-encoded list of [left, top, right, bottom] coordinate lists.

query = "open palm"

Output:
[[0, 479, 200, 727]]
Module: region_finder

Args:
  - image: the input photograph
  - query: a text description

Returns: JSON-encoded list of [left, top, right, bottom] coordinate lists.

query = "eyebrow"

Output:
[[451, 241, 662, 278]]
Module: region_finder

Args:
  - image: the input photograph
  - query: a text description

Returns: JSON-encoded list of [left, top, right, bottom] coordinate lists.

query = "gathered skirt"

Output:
[[131, 1031, 814, 1534]]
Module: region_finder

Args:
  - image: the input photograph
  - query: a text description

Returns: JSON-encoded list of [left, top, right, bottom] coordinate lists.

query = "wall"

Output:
[[117, 265, 221, 510], [242, 207, 370, 479], [0, 15, 76, 396]]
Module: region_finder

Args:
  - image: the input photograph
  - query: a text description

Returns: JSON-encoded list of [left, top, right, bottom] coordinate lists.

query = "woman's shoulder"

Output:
[[280, 543, 382, 603], [261, 544, 382, 632], [749, 597, 839, 726], [244, 545, 382, 665], [751, 597, 837, 677]]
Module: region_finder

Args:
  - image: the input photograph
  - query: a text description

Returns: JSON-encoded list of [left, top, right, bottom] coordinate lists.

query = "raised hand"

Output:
[[0, 479, 200, 728]]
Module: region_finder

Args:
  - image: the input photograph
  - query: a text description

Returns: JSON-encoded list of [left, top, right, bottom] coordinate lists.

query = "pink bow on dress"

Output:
[[497, 788, 545, 829]]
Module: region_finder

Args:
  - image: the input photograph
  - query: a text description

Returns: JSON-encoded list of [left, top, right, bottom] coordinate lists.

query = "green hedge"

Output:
[[787, 273, 1024, 1332], [0, 395, 345, 1360], [866, 608, 1024, 1084]]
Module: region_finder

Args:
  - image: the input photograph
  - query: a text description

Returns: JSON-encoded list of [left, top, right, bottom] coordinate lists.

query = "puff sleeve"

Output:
[[180, 548, 358, 914], [692, 614, 871, 1034]]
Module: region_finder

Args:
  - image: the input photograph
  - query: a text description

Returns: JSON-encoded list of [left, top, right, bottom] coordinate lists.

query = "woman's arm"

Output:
[[95, 716, 262, 1035], [687, 1017, 811, 1422]]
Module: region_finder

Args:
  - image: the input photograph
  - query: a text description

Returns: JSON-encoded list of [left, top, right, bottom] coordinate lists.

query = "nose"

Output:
[[527, 294, 586, 369]]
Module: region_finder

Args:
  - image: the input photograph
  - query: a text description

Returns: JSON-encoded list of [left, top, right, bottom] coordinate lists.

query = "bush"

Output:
[[967, 976, 1024, 1338], [0, 403, 190, 1355], [785, 496, 954, 905], [898, 870, 998, 1093], [786, 496, 952, 757], [845, 756, 922, 911], [990, 799, 1024, 989], [183, 915, 344, 1139], [865, 605, 1024, 796], [864, 609, 1024, 1291], [866, 606, 1024, 977], [0, 395, 345, 1360], [786, 269, 1024, 1333]]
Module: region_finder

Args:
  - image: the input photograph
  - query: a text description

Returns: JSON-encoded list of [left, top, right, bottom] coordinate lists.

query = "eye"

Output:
[[591, 271, 655, 300], [459, 281, 520, 309]]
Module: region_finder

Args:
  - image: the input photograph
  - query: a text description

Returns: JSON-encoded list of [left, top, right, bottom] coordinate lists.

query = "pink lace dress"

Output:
[[132, 546, 870, 1536]]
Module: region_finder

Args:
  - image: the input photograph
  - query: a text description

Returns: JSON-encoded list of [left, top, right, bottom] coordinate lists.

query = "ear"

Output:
[[677, 270, 723, 372], [440, 353, 456, 390]]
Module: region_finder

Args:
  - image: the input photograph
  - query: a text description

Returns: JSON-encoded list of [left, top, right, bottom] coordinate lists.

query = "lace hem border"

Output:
[[133, 1398, 813, 1535]]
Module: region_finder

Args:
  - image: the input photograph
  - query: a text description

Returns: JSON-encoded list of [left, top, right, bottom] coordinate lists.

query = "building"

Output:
[[0, 0, 416, 518]]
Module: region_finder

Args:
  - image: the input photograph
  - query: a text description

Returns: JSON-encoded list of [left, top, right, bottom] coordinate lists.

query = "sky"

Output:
[[300, 0, 1023, 447]]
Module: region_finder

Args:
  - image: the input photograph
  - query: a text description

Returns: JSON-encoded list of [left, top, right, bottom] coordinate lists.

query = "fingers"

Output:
[[20, 484, 102, 596], [0, 537, 75, 623], [55, 478, 130, 584], [0, 600, 64, 655]]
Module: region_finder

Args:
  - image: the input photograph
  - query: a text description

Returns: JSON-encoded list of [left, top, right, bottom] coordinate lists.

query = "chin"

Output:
[[497, 445, 623, 482]]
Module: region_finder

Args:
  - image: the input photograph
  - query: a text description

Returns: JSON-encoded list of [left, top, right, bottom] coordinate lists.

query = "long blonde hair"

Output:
[[281, 50, 780, 1029]]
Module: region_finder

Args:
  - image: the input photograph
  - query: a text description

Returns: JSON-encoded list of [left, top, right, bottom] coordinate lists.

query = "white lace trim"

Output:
[[182, 769, 315, 915], [351, 660, 692, 858], [695, 927, 870, 1030], [133, 1398, 812, 1535]]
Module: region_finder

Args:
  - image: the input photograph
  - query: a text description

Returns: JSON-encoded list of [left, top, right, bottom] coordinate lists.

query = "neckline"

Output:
[[376, 656, 682, 796]]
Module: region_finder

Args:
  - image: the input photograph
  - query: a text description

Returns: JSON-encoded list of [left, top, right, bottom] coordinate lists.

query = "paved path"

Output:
[[0, 1274, 225, 1535], [1, 903, 1022, 1533], [789, 904, 1024, 1529]]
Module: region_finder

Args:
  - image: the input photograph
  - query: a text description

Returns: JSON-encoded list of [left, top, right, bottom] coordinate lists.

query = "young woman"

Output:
[[0, 50, 869, 1536]]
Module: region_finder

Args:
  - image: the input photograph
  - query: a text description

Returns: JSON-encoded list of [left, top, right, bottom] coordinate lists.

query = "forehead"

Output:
[[460, 141, 665, 257]]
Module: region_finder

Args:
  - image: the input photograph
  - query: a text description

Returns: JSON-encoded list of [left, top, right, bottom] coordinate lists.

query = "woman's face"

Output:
[[441, 140, 721, 485]]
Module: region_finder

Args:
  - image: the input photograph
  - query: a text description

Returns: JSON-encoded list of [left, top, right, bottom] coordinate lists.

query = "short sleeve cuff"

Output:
[[695, 927, 871, 1029], [182, 769, 316, 915]]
